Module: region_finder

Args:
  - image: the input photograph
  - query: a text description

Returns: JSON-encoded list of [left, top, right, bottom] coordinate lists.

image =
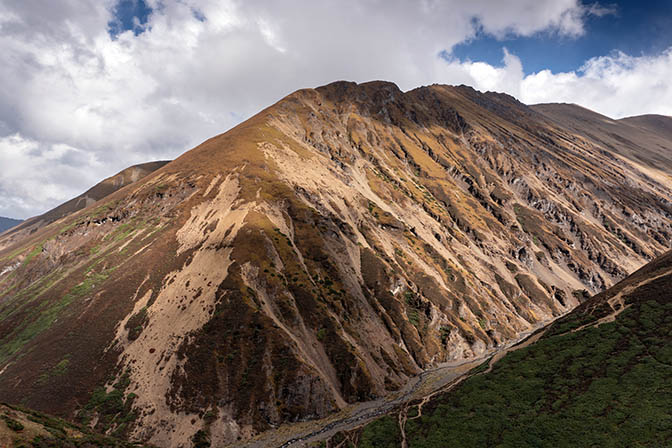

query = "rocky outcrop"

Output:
[[0, 81, 671, 447]]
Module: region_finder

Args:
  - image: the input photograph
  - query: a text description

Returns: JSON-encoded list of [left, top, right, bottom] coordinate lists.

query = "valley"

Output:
[[1, 80, 672, 447], [242, 323, 548, 448], [327, 250, 672, 446]]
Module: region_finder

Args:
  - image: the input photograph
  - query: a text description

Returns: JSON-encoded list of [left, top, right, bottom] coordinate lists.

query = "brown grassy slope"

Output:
[[0, 81, 671, 447], [0, 402, 151, 447], [0, 161, 169, 251], [619, 113, 672, 142], [532, 103, 672, 184]]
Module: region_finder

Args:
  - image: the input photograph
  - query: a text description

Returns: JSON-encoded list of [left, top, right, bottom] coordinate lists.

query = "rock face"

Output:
[[331, 247, 672, 447], [0, 81, 671, 447]]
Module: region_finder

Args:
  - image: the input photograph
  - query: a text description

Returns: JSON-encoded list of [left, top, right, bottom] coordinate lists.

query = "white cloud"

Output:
[[0, 134, 103, 218], [521, 49, 672, 118], [437, 48, 672, 120], [440, 48, 525, 98], [584, 2, 618, 18], [0, 0, 662, 218]]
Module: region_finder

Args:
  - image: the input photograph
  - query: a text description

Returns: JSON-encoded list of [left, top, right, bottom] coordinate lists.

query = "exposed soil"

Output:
[[1, 81, 672, 447]]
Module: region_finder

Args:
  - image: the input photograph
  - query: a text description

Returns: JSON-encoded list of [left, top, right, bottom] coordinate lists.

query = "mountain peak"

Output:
[[2, 80, 672, 447], [315, 79, 402, 97]]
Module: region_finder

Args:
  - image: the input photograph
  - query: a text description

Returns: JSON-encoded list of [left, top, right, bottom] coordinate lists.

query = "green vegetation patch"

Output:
[[22, 243, 44, 266], [2, 402, 148, 447], [0, 245, 28, 262], [104, 221, 137, 242], [2, 414, 24, 432], [125, 307, 148, 341], [0, 267, 114, 364], [37, 355, 71, 385], [191, 429, 211, 448], [358, 415, 400, 448], [90, 201, 118, 219], [79, 371, 138, 438], [352, 279, 672, 447]]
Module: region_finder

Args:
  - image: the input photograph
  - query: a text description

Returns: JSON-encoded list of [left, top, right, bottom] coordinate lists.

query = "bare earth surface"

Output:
[[1, 81, 672, 446], [241, 322, 550, 448]]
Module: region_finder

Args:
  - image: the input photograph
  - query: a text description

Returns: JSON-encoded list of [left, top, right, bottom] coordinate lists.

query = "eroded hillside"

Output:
[[0, 81, 671, 447], [0, 402, 149, 448], [336, 248, 672, 447]]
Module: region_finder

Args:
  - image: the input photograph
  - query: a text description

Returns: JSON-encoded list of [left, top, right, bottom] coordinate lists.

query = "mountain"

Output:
[[0, 402, 150, 447], [0, 218, 22, 235], [340, 248, 672, 447], [619, 114, 672, 141], [532, 104, 672, 186], [1, 81, 671, 447], [0, 161, 170, 252]]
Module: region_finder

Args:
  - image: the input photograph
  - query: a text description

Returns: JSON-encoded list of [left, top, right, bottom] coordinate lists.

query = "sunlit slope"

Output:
[[0, 161, 169, 251], [347, 249, 672, 447], [1, 81, 671, 446]]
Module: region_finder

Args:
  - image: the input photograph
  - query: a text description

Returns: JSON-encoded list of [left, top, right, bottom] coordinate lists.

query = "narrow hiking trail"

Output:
[[571, 267, 672, 334], [239, 269, 672, 448], [396, 327, 548, 447]]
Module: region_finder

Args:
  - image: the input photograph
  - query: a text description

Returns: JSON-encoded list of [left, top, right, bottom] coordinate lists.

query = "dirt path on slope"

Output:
[[570, 267, 672, 334], [397, 327, 547, 447], [238, 268, 672, 447]]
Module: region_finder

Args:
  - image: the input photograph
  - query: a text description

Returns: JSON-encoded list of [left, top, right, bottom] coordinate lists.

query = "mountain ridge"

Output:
[[1, 80, 671, 447], [531, 102, 672, 186], [0, 161, 170, 252], [0, 217, 22, 235]]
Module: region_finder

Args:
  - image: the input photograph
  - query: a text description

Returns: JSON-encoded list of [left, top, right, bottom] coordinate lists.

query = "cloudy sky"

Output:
[[1, 0, 671, 219]]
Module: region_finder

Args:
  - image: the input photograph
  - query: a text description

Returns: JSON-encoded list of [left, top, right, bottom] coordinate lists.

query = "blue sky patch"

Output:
[[451, 0, 672, 74], [192, 8, 207, 22], [108, 0, 153, 38]]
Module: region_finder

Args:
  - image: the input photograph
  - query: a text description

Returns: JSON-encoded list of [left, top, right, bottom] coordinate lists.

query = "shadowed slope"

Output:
[[338, 248, 672, 447], [0, 218, 22, 235], [0, 81, 671, 447]]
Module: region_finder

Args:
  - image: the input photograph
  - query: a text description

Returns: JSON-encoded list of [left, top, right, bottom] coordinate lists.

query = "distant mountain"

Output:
[[1, 81, 672, 446], [0, 161, 169, 251], [0, 217, 22, 234], [532, 103, 672, 185], [619, 113, 672, 141], [338, 247, 672, 447]]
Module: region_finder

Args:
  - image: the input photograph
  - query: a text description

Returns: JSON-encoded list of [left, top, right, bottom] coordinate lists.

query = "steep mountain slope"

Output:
[[0, 218, 22, 235], [1, 81, 671, 447], [532, 103, 672, 185], [620, 114, 672, 142], [0, 161, 169, 252], [343, 248, 672, 447], [0, 402, 150, 448]]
